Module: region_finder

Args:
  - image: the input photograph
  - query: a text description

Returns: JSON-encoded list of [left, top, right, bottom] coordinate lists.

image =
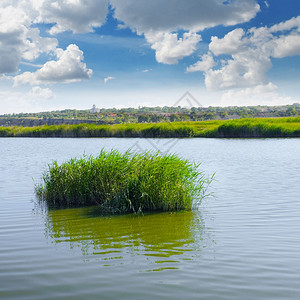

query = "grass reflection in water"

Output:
[[45, 207, 209, 270]]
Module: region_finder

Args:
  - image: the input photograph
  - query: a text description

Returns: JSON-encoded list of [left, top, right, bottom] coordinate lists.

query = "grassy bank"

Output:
[[36, 150, 209, 213], [215, 117, 300, 138], [1, 117, 300, 138]]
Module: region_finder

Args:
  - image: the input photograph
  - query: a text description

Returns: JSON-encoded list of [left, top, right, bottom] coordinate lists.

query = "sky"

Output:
[[0, 0, 300, 114]]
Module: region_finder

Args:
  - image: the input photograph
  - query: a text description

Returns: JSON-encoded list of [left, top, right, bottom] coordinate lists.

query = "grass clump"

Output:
[[36, 150, 210, 214]]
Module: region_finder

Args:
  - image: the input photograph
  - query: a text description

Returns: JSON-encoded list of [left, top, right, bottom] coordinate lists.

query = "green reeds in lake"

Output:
[[36, 150, 210, 214]]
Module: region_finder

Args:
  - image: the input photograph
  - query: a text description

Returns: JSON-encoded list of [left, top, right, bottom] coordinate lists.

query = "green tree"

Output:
[[286, 107, 297, 116]]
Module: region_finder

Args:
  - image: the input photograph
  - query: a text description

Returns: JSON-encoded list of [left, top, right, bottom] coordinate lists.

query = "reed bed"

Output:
[[1, 117, 299, 138], [216, 117, 300, 138], [36, 150, 209, 214]]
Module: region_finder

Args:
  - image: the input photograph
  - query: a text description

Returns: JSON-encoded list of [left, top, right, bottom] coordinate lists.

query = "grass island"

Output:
[[36, 150, 211, 214]]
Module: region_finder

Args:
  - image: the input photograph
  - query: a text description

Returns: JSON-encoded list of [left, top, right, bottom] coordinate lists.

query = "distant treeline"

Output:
[[0, 103, 299, 127], [1, 117, 299, 138]]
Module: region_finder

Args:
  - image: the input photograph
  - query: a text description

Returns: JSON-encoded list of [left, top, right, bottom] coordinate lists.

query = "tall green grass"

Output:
[[36, 150, 210, 214], [1, 117, 299, 138], [216, 117, 300, 138]]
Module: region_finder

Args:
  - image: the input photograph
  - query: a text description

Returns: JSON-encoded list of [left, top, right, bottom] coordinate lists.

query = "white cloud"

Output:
[[35, 0, 108, 34], [111, 0, 260, 33], [0, 1, 57, 75], [29, 86, 55, 100], [145, 31, 201, 64], [20, 62, 43, 68], [14, 44, 92, 85], [0, 74, 13, 82], [272, 34, 300, 58], [205, 50, 271, 90], [221, 83, 293, 106], [111, 0, 260, 65], [186, 53, 215, 72], [0, 0, 261, 78], [209, 28, 247, 56], [104, 76, 115, 84], [188, 15, 300, 90], [22, 27, 58, 61], [0, 5, 29, 74], [269, 16, 300, 58], [0, 85, 55, 114], [2, 0, 300, 111], [0, 0, 105, 79], [269, 16, 300, 33]]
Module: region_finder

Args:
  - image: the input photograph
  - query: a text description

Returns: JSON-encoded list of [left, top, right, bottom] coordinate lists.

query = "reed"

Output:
[[215, 117, 300, 138], [1, 117, 299, 138], [36, 150, 210, 214]]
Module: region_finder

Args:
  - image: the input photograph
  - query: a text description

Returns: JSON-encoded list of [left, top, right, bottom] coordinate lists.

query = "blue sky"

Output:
[[0, 0, 300, 114]]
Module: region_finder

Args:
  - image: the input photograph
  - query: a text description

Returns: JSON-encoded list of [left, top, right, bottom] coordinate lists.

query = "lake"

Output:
[[1, 137, 300, 299]]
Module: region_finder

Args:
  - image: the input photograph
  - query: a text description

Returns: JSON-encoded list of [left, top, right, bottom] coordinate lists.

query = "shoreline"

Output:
[[1, 117, 299, 139]]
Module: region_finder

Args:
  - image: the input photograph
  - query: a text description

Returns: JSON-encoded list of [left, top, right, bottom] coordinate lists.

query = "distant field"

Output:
[[0, 117, 299, 138]]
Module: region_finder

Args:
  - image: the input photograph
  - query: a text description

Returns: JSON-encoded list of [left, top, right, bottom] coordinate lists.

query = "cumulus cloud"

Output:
[[34, 0, 108, 34], [187, 15, 300, 90], [111, 0, 260, 64], [145, 31, 201, 64], [186, 53, 215, 72], [111, 0, 260, 33], [14, 44, 92, 85], [0, 1, 57, 75], [23, 28, 58, 61], [209, 28, 247, 56], [205, 49, 271, 90], [269, 16, 300, 33], [1, 0, 261, 77], [272, 33, 300, 58], [2, 0, 300, 99], [0, 5, 29, 74], [0, 0, 101, 79]]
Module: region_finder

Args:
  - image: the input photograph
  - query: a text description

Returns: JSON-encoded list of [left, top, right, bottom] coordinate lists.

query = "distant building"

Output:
[[90, 104, 100, 114]]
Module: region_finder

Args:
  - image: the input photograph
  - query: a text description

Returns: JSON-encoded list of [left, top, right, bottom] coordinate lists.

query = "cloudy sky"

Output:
[[1, 0, 300, 114]]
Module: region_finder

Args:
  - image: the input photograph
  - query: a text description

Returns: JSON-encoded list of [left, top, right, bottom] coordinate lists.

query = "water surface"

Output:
[[0, 138, 300, 299]]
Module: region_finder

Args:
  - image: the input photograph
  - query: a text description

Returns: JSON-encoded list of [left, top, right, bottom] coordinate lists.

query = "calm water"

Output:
[[0, 138, 300, 299]]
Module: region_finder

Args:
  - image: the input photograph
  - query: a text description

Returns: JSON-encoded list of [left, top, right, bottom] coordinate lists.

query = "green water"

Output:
[[46, 208, 206, 268]]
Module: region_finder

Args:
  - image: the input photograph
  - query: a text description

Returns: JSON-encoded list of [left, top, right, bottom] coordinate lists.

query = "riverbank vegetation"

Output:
[[1, 103, 299, 127], [36, 150, 209, 213], [1, 117, 299, 138]]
